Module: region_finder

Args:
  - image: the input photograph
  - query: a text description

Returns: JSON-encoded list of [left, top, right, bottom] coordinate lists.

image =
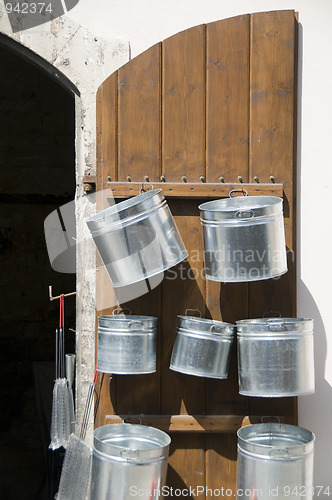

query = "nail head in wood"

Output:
[[238, 176, 243, 183], [127, 176, 132, 182], [182, 176, 187, 182], [106, 175, 112, 182], [199, 176, 205, 183], [160, 175, 166, 182], [144, 175, 150, 182], [219, 176, 224, 183], [269, 175, 275, 183], [254, 176, 259, 183]]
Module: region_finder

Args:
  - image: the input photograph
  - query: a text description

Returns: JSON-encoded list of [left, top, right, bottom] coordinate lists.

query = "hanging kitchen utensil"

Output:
[[90, 423, 171, 500], [86, 188, 188, 287], [97, 309, 158, 374], [198, 190, 287, 282], [57, 368, 99, 500], [236, 317, 315, 397], [49, 294, 74, 449], [236, 422, 315, 499], [170, 311, 235, 379]]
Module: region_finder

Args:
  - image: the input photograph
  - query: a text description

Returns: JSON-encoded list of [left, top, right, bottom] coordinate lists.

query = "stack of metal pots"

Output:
[[84, 189, 316, 498]]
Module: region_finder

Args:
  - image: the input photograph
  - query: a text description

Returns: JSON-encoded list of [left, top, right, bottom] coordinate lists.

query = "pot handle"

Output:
[[128, 320, 145, 330], [229, 189, 248, 197], [263, 311, 282, 318], [235, 209, 255, 220], [112, 307, 132, 316], [261, 416, 281, 424], [267, 320, 288, 332], [123, 416, 142, 425], [185, 308, 202, 318], [120, 448, 140, 460], [139, 184, 154, 194], [269, 448, 289, 458]]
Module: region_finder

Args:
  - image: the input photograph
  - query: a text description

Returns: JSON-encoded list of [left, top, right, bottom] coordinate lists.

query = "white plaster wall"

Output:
[[67, 0, 332, 489]]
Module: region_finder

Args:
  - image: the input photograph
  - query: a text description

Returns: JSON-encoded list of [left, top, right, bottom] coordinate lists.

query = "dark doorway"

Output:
[[0, 42, 76, 499]]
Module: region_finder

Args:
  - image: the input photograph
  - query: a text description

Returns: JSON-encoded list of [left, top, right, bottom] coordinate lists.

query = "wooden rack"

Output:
[[95, 9, 298, 493]]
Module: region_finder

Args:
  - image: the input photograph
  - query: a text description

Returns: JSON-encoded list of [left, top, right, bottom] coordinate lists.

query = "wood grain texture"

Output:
[[206, 15, 250, 183], [118, 44, 161, 181], [96, 73, 118, 188], [162, 25, 206, 182]]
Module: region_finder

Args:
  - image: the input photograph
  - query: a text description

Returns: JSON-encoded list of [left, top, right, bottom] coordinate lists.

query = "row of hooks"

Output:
[[106, 175, 276, 183]]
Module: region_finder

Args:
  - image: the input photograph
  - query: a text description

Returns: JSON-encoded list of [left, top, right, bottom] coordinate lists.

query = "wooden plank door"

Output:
[[95, 10, 298, 496]]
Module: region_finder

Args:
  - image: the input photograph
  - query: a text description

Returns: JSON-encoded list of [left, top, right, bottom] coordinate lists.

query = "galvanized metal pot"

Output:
[[236, 423, 315, 500], [86, 189, 188, 287], [199, 193, 287, 282], [90, 424, 171, 500], [170, 315, 235, 379], [97, 314, 157, 375], [237, 318, 315, 397]]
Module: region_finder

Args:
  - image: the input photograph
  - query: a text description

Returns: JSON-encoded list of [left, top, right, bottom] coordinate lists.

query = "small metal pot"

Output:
[[236, 423, 315, 500], [170, 314, 235, 379], [90, 424, 171, 500], [236, 318, 315, 397], [97, 314, 158, 375], [86, 189, 188, 287], [199, 192, 287, 282]]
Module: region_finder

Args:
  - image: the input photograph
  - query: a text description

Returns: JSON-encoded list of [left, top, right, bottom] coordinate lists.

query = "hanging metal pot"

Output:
[[236, 422, 315, 499], [90, 423, 171, 500], [86, 189, 188, 287], [97, 311, 158, 375], [236, 318, 315, 397], [198, 190, 287, 282], [169, 311, 235, 379]]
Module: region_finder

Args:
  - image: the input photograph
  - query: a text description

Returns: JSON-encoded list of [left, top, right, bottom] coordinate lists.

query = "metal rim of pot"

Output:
[[177, 315, 235, 338], [93, 423, 171, 463], [198, 193, 284, 224], [236, 317, 313, 335], [237, 423, 315, 459], [86, 189, 166, 235]]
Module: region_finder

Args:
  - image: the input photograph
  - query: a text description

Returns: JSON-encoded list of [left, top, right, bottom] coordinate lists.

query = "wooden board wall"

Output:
[[95, 10, 298, 495]]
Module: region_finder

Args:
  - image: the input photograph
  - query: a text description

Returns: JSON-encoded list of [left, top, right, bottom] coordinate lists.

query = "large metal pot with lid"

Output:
[[236, 423, 315, 500], [236, 318, 315, 397], [90, 423, 171, 500], [86, 189, 188, 288], [97, 312, 158, 375], [198, 190, 287, 282], [170, 312, 235, 379]]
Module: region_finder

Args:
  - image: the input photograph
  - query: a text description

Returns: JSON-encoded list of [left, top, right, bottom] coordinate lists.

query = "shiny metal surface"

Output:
[[97, 315, 157, 374], [236, 423, 315, 500], [90, 424, 171, 500], [170, 316, 235, 379], [199, 196, 287, 282], [236, 318, 315, 396], [86, 189, 188, 287]]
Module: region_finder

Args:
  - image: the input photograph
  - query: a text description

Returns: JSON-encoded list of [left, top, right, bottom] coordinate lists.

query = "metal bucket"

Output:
[[86, 189, 188, 287], [97, 314, 157, 374], [90, 424, 171, 500], [169, 314, 235, 379], [198, 192, 287, 282], [236, 423, 315, 500], [236, 318, 315, 397]]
